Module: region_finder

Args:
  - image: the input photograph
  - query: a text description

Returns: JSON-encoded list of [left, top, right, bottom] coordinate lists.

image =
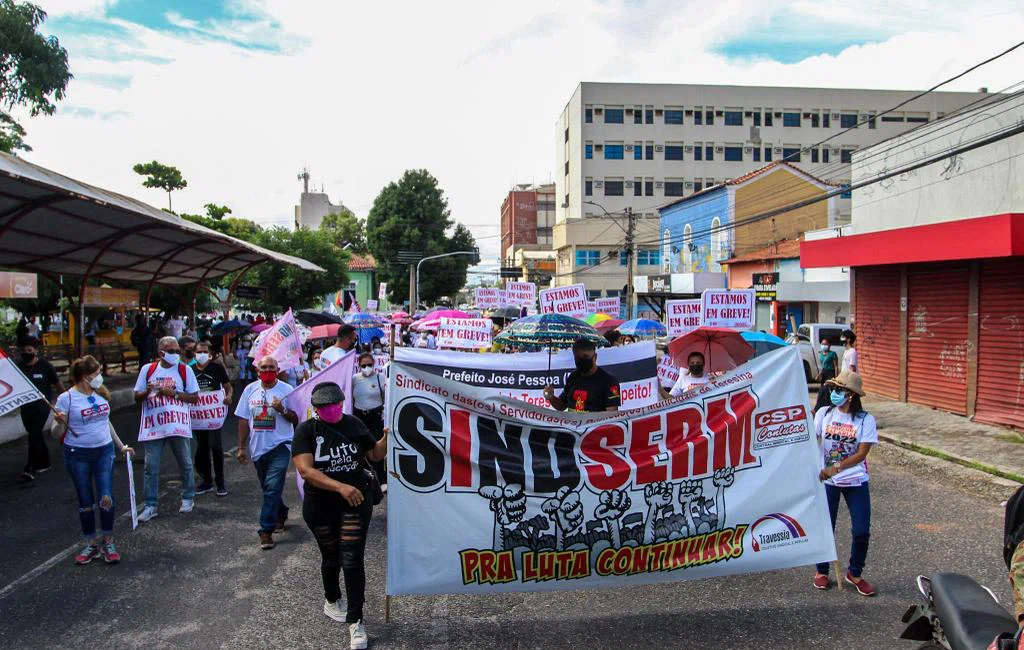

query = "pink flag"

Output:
[[283, 349, 356, 422], [249, 309, 303, 371]]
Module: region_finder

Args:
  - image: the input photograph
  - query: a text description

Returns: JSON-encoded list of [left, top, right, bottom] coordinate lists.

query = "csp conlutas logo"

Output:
[[749, 513, 809, 552], [752, 405, 810, 451]]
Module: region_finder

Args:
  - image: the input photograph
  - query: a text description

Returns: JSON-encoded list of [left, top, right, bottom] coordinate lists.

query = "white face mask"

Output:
[[89, 374, 104, 389], [372, 346, 382, 353], [361, 366, 374, 377], [313, 358, 324, 370], [162, 352, 180, 365], [195, 353, 210, 365]]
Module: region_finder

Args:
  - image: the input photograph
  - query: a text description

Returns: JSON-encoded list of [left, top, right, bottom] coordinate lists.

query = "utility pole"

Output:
[[625, 207, 636, 319], [408, 264, 416, 310]]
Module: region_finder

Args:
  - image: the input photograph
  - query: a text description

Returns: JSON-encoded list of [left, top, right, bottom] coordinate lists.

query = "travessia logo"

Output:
[[750, 513, 808, 552]]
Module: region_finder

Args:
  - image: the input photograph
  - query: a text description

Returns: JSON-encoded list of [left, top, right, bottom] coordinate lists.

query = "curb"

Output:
[[878, 433, 1024, 485]]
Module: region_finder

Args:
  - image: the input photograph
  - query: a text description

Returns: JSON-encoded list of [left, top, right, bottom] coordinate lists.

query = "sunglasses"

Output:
[[359, 364, 373, 369]]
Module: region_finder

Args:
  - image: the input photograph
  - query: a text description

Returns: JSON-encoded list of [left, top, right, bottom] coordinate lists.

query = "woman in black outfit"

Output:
[[292, 382, 387, 650]]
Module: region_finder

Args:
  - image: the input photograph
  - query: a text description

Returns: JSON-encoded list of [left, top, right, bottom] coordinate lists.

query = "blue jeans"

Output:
[[254, 443, 290, 534], [64, 443, 116, 539], [143, 437, 196, 507], [816, 482, 871, 577]]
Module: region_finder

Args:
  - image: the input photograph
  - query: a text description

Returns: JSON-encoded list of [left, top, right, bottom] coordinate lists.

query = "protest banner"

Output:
[[594, 297, 621, 316], [666, 299, 702, 337], [437, 318, 493, 350], [249, 309, 304, 371], [189, 389, 228, 430], [385, 345, 832, 595], [284, 349, 357, 421], [539, 284, 588, 319], [0, 349, 43, 417], [476, 288, 501, 309], [701, 289, 755, 330], [505, 282, 537, 307], [394, 342, 658, 410], [373, 353, 390, 375], [138, 392, 192, 441], [657, 354, 680, 388], [367, 299, 379, 312]]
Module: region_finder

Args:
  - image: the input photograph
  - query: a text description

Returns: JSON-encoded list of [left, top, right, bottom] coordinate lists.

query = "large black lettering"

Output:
[[394, 401, 446, 491], [529, 428, 580, 494], [476, 416, 526, 489]]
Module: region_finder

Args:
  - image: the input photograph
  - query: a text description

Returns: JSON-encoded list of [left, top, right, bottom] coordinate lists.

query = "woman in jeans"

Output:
[[812, 370, 878, 596], [292, 382, 387, 650], [53, 356, 134, 565]]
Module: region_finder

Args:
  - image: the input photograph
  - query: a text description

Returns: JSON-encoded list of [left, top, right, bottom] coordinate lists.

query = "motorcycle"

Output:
[[901, 572, 1021, 650]]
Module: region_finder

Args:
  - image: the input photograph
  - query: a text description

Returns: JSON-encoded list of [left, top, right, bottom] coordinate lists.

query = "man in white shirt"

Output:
[[235, 355, 298, 550], [167, 316, 185, 340], [133, 336, 201, 522], [840, 329, 859, 374], [321, 324, 358, 367], [670, 352, 711, 397]]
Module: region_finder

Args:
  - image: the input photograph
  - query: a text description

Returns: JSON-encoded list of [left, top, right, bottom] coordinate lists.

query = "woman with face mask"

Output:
[[308, 348, 325, 375], [53, 356, 134, 565], [292, 382, 388, 650], [351, 353, 387, 490], [812, 370, 878, 597], [814, 339, 841, 413]]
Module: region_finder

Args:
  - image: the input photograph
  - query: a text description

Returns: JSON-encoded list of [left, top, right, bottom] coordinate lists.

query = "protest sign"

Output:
[[283, 349, 356, 421], [138, 392, 192, 441], [505, 282, 537, 307], [249, 309, 304, 371], [373, 353, 390, 375], [385, 345, 832, 595], [666, 299, 702, 337], [657, 354, 680, 388], [476, 288, 501, 309], [395, 342, 657, 410], [437, 318, 493, 350], [539, 284, 588, 319], [0, 349, 43, 417], [127, 454, 138, 530], [701, 289, 755, 330], [594, 297, 621, 316], [367, 299, 379, 312], [189, 389, 228, 430]]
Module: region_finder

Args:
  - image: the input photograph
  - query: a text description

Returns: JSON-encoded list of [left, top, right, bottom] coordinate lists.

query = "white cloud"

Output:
[[19, 0, 1024, 264], [41, 0, 118, 18]]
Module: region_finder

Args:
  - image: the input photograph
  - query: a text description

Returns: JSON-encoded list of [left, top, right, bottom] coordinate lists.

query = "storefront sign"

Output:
[[647, 274, 672, 294], [82, 286, 140, 308], [752, 273, 779, 303], [0, 272, 37, 299]]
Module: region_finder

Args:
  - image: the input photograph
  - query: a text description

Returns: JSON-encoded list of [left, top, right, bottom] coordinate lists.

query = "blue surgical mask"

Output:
[[829, 389, 849, 407]]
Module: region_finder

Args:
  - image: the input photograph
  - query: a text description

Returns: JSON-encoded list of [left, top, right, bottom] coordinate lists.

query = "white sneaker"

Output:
[[349, 620, 367, 650], [323, 599, 347, 622], [179, 499, 194, 513], [138, 506, 158, 522], [380, 484, 388, 495]]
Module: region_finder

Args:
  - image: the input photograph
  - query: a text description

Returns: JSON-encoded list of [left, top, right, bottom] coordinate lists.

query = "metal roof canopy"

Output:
[[0, 152, 323, 288]]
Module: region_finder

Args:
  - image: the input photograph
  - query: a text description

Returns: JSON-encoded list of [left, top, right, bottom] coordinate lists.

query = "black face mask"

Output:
[[21, 352, 35, 363], [575, 356, 594, 373], [688, 364, 704, 376]]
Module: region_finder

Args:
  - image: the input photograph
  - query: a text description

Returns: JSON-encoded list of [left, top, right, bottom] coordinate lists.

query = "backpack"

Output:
[[145, 362, 187, 386], [1003, 484, 1024, 570]]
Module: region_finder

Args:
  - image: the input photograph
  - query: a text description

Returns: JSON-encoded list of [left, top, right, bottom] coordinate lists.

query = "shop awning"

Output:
[[0, 152, 323, 285], [800, 213, 1024, 268]]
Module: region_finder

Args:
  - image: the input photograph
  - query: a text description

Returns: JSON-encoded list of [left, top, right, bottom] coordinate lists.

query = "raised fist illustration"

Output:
[[713, 467, 736, 488], [542, 486, 584, 549], [644, 481, 674, 508], [594, 489, 631, 521], [479, 483, 527, 525], [677, 480, 703, 505]]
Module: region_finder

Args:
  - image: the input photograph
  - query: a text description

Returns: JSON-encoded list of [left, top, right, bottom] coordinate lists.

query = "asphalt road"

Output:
[[0, 388, 1015, 650]]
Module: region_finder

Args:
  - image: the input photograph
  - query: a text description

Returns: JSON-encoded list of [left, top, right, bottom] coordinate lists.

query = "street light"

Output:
[[415, 249, 480, 308], [581, 200, 636, 318]]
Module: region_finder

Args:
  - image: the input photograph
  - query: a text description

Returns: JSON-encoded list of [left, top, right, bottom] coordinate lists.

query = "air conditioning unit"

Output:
[[803, 112, 812, 118], [595, 108, 603, 114], [624, 144, 633, 151], [655, 109, 663, 116], [595, 144, 603, 150], [624, 180, 633, 187], [744, 146, 752, 153], [685, 181, 693, 189], [595, 180, 603, 188], [684, 109, 693, 116], [655, 181, 664, 188], [774, 147, 782, 153], [860, 114, 869, 121], [831, 148, 840, 155], [715, 146, 724, 153], [684, 145, 693, 152], [715, 110, 723, 116], [744, 111, 753, 117], [655, 145, 664, 152], [625, 108, 633, 114], [774, 112, 782, 117], [831, 113, 840, 119]]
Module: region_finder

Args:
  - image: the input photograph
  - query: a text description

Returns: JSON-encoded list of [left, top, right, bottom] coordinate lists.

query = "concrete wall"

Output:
[[733, 168, 829, 253], [728, 259, 775, 289], [552, 216, 661, 295]]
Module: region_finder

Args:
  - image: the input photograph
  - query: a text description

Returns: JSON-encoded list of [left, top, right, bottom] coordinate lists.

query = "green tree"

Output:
[[366, 169, 476, 305], [0, 1, 71, 153], [133, 160, 187, 211], [318, 209, 367, 253], [244, 227, 349, 313], [204, 203, 231, 220]]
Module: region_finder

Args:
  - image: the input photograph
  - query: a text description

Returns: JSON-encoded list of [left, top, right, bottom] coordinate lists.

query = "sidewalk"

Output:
[[864, 394, 1024, 485]]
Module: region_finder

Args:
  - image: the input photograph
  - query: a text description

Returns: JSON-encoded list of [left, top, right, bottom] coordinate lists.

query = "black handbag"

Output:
[[362, 459, 383, 505]]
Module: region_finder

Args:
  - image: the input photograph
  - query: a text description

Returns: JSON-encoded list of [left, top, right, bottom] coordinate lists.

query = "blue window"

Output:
[[605, 108, 624, 124], [822, 148, 830, 163], [841, 149, 853, 163], [783, 112, 801, 127], [823, 113, 831, 128], [811, 148, 819, 163], [633, 180, 641, 196], [724, 111, 743, 126], [764, 147, 773, 161], [752, 112, 761, 127], [693, 181, 703, 193], [694, 111, 702, 126], [585, 108, 592, 123], [619, 250, 628, 266], [705, 146, 714, 161], [752, 147, 761, 162], [705, 111, 714, 125], [840, 113, 858, 129], [644, 180, 653, 196], [764, 112, 773, 126], [645, 109, 653, 124], [634, 144, 642, 160], [645, 144, 653, 160], [664, 181, 685, 197], [724, 146, 743, 161], [604, 180, 624, 196], [664, 110, 683, 125], [587, 290, 603, 300], [637, 249, 660, 266], [693, 146, 702, 161], [576, 250, 601, 266], [782, 147, 801, 162], [585, 180, 592, 196], [840, 184, 852, 199], [585, 144, 593, 159], [604, 144, 624, 159], [664, 145, 683, 160], [633, 110, 642, 124]]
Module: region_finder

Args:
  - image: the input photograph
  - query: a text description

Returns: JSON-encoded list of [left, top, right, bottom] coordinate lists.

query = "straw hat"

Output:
[[825, 370, 865, 396]]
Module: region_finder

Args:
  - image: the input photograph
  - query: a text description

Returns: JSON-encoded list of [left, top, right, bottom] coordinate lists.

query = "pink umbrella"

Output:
[[251, 323, 271, 333], [594, 318, 625, 332], [309, 323, 340, 340], [390, 311, 413, 325], [668, 327, 754, 373], [413, 309, 470, 331]]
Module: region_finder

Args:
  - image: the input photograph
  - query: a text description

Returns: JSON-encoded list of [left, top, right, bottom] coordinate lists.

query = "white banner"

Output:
[[138, 393, 192, 441], [367, 299, 379, 312], [476, 288, 501, 309], [505, 282, 537, 307], [383, 322, 402, 345], [0, 350, 43, 417], [394, 342, 658, 410], [437, 317, 493, 350], [189, 389, 228, 430], [666, 299, 702, 337], [385, 346, 834, 595], [539, 284, 588, 319], [594, 297, 621, 316], [701, 289, 755, 330]]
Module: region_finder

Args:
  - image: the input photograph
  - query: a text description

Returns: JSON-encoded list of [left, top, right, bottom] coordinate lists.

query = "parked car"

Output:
[[787, 323, 847, 382]]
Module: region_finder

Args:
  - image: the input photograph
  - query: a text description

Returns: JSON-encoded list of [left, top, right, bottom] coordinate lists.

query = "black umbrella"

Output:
[[489, 305, 522, 325], [211, 319, 251, 335], [295, 309, 343, 327]]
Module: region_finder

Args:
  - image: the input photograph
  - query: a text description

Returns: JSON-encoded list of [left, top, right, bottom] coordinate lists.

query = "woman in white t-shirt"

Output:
[[53, 356, 134, 566], [840, 329, 858, 374], [812, 370, 877, 597]]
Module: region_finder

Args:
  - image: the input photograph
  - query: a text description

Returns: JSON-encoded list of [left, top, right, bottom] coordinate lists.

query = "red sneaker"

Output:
[[101, 541, 121, 564], [845, 571, 876, 596], [813, 574, 830, 590], [74, 543, 100, 565]]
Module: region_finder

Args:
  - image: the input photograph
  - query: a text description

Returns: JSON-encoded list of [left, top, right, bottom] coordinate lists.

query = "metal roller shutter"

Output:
[[854, 266, 901, 399], [975, 258, 1024, 429], [906, 266, 969, 414]]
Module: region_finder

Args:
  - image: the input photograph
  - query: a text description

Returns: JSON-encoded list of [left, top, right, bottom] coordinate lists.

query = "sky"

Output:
[[15, 0, 1024, 268]]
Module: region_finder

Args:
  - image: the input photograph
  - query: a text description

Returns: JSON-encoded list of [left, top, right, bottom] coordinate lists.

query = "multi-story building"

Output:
[[555, 82, 988, 224], [499, 183, 556, 263], [551, 214, 662, 300], [294, 169, 349, 230]]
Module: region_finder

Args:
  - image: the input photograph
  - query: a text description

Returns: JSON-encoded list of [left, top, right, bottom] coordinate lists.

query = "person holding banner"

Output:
[[235, 356, 298, 550], [351, 353, 386, 489], [543, 339, 621, 413], [134, 337, 201, 523], [53, 355, 134, 565], [191, 341, 233, 497], [291, 381, 388, 649], [15, 338, 64, 482]]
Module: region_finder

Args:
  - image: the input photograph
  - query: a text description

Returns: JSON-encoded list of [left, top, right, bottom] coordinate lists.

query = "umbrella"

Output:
[[414, 309, 470, 331], [585, 313, 614, 326], [344, 312, 386, 327], [741, 331, 787, 358], [617, 318, 668, 339], [295, 309, 343, 327], [594, 318, 625, 332], [211, 319, 251, 335], [494, 314, 608, 351], [668, 326, 754, 373], [489, 305, 522, 324], [309, 323, 340, 340], [251, 323, 271, 333], [356, 327, 385, 346]]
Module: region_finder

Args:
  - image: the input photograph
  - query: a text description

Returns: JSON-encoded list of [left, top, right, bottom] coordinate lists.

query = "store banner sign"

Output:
[[386, 346, 834, 595]]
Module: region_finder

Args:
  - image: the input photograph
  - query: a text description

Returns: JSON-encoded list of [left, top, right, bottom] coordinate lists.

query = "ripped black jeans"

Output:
[[302, 490, 373, 623]]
